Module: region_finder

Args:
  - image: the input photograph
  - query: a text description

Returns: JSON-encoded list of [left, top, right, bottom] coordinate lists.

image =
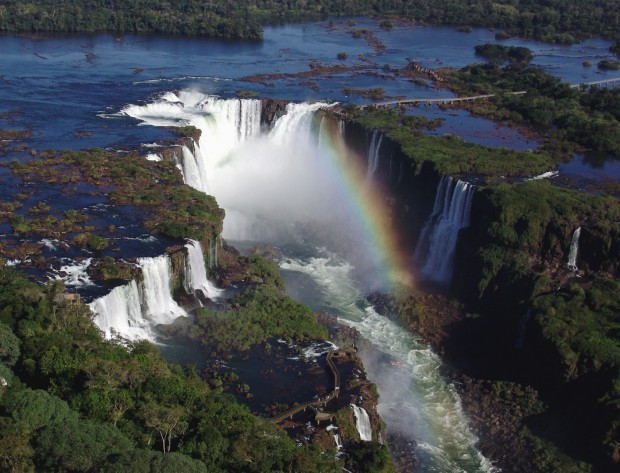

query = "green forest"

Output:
[[0, 265, 346, 473], [448, 62, 620, 156], [0, 0, 619, 43]]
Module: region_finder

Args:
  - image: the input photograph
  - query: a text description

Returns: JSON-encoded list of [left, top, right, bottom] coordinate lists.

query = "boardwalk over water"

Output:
[[270, 349, 342, 424], [359, 76, 620, 109]]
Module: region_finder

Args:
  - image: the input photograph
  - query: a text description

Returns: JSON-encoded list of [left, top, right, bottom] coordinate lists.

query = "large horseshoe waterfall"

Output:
[[122, 92, 496, 472]]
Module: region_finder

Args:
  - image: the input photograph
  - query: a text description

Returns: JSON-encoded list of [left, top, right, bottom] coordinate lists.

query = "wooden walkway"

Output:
[[359, 76, 620, 109], [270, 350, 341, 424], [572, 76, 620, 88]]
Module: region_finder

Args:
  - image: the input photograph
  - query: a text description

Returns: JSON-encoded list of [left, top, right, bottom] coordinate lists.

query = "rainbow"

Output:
[[124, 92, 414, 290], [315, 115, 414, 291]]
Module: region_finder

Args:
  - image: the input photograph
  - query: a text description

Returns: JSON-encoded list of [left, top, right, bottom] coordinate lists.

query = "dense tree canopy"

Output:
[[0, 1, 618, 42], [0, 267, 340, 472]]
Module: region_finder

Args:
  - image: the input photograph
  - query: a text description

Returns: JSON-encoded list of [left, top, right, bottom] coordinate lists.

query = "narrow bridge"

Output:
[[571, 76, 620, 88], [271, 350, 341, 424], [359, 76, 620, 109]]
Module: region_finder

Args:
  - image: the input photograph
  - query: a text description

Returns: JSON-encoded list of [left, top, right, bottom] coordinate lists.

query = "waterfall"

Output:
[[207, 237, 218, 270], [89, 280, 144, 339], [184, 239, 222, 302], [415, 176, 475, 284], [138, 255, 186, 325], [269, 101, 328, 144], [178, 144, 210, 193], [333, 434, 343, 451], [124, 92, 496, 471], [196, 95, 262, 141], [351, 404, 373, 441], [90, 255, 186, 341], [204, 100, 337, 242], [567, 227, 581, 272], [366, 130, 383, 180]]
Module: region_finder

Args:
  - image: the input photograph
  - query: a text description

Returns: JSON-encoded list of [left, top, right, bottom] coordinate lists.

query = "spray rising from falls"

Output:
[[567, 227, 581, 272], [89, 255, 186, 341], [415, 176, 475, 285], [122, 92, 491, 469], [351, 404, 373, 441], [123, 92, 410, 288]]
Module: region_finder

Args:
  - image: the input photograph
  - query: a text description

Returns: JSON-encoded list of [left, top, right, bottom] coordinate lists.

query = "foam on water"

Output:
[[280, 250, 498, 472], [526, 170, 559, 181], [53, 258, 94, 288], [40, 238, 59, 251]]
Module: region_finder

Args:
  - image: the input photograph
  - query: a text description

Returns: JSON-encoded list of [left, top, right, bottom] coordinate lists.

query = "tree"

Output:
[[140, 403, 188, 453], [103, 449, 209, 473], [35, 417, 133, 472], [1, 388, 78, 430], [0, 322, 20, 367], [0, 417, 35, 473]]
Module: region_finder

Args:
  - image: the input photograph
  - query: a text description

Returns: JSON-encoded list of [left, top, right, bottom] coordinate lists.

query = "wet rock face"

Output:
[[260, 99, 289, 126]]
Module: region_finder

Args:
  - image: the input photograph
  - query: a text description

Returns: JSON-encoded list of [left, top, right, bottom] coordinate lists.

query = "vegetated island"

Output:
[[1, 0, 620, 45]]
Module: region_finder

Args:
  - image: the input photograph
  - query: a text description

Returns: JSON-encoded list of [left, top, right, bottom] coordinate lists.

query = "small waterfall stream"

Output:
[[184, 239, 223, 302], [366, 129, 383, 180], [567, 227, 581, 272], [415, 176, 475, 284], [351, 404, 373, 441], [179, 144, 210, 193]]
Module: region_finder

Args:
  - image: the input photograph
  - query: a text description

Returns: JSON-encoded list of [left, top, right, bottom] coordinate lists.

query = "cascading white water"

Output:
[[567, 227, 581, 272], [53, 258, 94, 288], [198, 95, 262, 141], [366, 129, 383, 180], [184, 239, 222, 302], [415, 176, 475, 284], [333, 433, 343, 450], [179, 144, 210, 193], [123, 92, 496, 471], [351, 404, 373, 441], [90, 255, 186, 341], [138, 255, 186, 325], [89, 280, 144, 339], [280, 252, 497, 472]]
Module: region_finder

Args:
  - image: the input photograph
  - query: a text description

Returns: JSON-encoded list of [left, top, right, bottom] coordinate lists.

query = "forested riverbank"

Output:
[[1, 0, 619, 45]]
